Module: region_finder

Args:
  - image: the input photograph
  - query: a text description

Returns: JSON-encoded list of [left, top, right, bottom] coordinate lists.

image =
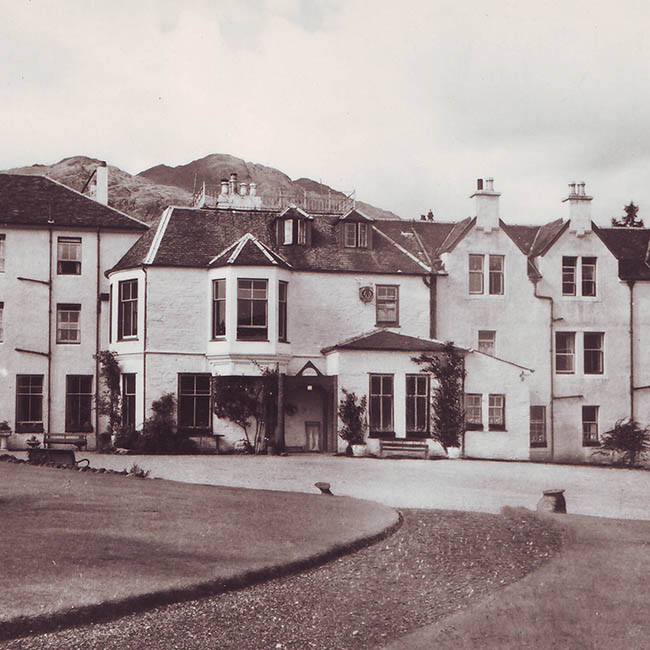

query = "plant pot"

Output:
[[0, 431, 11, 451], [352, 443, 367, 458], [446, 446, 461, 459]]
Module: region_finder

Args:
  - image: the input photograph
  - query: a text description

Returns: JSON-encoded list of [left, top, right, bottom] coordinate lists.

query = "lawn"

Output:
[[0, 458, 397, 639]]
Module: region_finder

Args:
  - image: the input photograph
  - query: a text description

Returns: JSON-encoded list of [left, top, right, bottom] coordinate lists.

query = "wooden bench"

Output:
[[44, 433, 88, 451], [380, 439, 429, 459]]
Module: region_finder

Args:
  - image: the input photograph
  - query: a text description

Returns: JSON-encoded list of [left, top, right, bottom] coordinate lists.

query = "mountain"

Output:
[[138, 153, 400, 220], [3, 153, 400, 223], [3, 156, 192, 223]]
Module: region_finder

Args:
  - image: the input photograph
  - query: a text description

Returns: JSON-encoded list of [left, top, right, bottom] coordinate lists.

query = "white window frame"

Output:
[[582, 405, 599, 446], [584, 332, 604, 375], [478, 330, 496, 355], [405, 374, 430, 434], [465, 393, 483, 429], [118, 279, 138, 340], [555, 332, 575, 374], [57, 237, 82, 275], [283, 220, 293, 245], [0, 234, 5, 272], [376, 285, 399, 326], [530, 406, 547, 447], [488, 255, 504, 295], [369, 374, 394, 434], [56, 304, 81, 344], [468, 254, 484, 294], [0, 301, 3, 342], [237, 278, 268, 340], [297, 220, 307, 245], [562, 255, 597, 298], [488, 394, 506, 430]]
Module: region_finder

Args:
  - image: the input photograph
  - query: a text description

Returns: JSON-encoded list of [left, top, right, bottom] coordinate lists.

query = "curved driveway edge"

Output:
[[0, 461, 400, 642]]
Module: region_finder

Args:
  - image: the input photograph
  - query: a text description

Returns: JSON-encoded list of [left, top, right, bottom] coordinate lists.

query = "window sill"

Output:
[[16, 424, 44, 433], [376, 323, 399, 328], [210, 337, 227, 342], [368, 431, 395, 439], [56, 341, 81, 345], [118, 337, 139, 342], [236, 338, 270, 342]]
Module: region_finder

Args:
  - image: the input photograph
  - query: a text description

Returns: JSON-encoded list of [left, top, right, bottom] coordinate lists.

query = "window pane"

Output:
[[284, 219, 293, 245], [469, 254, 484, 271], [357, 223, 368, 248], [344, 222, 357, 247], [562, 256, 577, 295], [582, 257, 596, 296], [382, 375, 393, 393], [252, 300, 266, 325]]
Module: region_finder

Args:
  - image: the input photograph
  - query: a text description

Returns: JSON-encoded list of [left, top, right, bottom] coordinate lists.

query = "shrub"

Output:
[[595, 418, 650, 466], [414, 342, 466, 452], [127, 463, 150, 478], [338, 389, 368, 452]]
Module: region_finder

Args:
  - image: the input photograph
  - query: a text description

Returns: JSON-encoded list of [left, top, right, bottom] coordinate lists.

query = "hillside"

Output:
[[3, 156, 192, 223], [138, 153, 400, 220], [3, 154, 400, 223]]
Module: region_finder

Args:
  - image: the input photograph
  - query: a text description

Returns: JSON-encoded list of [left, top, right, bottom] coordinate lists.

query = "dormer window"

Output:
[[276, 206, 312, 246], [344, 222, 368, 248]]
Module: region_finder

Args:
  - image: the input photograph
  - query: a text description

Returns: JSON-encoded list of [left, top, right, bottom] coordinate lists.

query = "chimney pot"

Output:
[[220, 179, 229, 195], [569, 182, 576, 195], [95, 163, 108, 205], [471, 177, 500, 232], [477, 178, 484, 191], [239, 182, 248, 196], [249, 183, 257, 196], [486, 178, 494, 192]]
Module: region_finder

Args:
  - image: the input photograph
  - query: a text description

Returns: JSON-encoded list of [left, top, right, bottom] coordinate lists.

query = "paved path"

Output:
[[60, 453, 650, 520]]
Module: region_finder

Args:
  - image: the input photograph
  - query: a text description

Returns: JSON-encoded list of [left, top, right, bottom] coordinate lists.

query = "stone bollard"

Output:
[[537, 489, 566, 514], [314, 482, 333, 495]]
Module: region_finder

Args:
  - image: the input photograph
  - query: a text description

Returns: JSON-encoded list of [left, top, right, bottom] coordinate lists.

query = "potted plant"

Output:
[[25, 435, 41, 449], [338, 389, 368, 457], [0, 421, 11, 451]]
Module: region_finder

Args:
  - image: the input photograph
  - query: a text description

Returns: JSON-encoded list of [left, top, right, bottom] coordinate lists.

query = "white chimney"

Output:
[[563, 181, 592, 236], [471, 177, 500, 233], [220, 179, 229, 195], [239, 182, 248, 196], [249, 183, 257, 196], [95, 162, 108, 205], [229, 173, 237, 196]]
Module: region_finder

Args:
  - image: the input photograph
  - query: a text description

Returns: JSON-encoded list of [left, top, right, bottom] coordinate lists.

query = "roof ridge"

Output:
[[42, 174, 149, 228], [372, 226, 431, 272], [143, 206, 173, 264]]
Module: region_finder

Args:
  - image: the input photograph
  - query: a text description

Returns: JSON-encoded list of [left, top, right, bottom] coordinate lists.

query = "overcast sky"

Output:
[[2, 0, 650, 224]]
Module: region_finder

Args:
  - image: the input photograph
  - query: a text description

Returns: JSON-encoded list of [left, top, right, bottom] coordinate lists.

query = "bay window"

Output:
[[237, 279, 267, 340]]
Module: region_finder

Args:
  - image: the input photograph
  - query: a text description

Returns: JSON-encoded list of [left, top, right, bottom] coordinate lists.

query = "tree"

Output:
[[337, 389, 368, 454], [95, 350, 122, 449], [611, 202, 644, 228], [211, 367, 278, 453], [594, 418, 650, 466], [414, 342, 466, 454]]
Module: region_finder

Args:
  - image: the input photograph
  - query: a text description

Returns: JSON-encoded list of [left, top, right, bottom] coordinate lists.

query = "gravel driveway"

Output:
[[69, 453, 650, 520]]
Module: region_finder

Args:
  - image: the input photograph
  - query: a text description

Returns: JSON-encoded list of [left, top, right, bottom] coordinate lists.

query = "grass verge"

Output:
[[387, 508, 650, 649]]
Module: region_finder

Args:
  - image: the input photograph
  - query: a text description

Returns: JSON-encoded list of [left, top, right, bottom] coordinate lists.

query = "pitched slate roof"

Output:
[[322, 329, 453, 353], [594, 226, 650, 280], [0, 173, 148, 231], [111, 207, 433, 275], [209, 233, 291, 268]]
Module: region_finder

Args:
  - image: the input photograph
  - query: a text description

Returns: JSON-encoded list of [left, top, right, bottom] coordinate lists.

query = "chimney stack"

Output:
[[95, 162, 108, 205], [220, 179, 229, 195], [229, 173, 237, 196], [563, 181, 592, 236], [249, 183, 257, 196], [471, 177, 500, 233], [239, 182, 248, 196]]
